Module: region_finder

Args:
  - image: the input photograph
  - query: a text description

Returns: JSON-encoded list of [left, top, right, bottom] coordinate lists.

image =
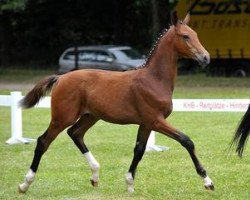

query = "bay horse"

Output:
[[231, 104, 250, 157], [18, 12, 214, 193]]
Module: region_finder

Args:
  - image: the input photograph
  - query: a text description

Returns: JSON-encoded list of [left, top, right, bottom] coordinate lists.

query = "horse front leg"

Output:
[[126, 125, 150, 192], [153, 118, 214, 190]]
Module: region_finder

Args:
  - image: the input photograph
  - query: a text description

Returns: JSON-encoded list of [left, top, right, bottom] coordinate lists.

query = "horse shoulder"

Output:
[[131, 75, 173, 119]]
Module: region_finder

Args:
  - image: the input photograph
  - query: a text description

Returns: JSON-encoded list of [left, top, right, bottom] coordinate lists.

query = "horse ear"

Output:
[[183, 12, 190, 25], [171, 11, 178, 26]]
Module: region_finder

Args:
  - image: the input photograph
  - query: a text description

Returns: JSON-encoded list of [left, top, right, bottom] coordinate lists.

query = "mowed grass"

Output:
[[0, 70, 250, 199]]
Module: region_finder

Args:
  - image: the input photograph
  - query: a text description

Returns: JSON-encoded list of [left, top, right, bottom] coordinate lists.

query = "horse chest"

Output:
[[157, 98, 173, 116], [137, 89, 172, 116]]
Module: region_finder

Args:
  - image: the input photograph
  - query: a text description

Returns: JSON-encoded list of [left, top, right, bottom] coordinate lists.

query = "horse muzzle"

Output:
[[196, 53, 210, 68]]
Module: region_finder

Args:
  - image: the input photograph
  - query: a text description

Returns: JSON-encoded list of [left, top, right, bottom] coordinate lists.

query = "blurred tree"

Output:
[[0, 0, 26, 65], [0, 0, 26, 10], [0, 0, 176, 67]]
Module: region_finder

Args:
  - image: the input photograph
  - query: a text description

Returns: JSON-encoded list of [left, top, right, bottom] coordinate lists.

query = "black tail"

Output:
[[19, 75, 59, 108], [231, 104, 250, 157]]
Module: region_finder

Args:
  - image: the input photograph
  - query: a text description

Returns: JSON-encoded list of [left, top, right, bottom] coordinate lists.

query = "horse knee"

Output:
[[134, 142, 146, 155], [35, 136, 47, 155], [179, 133, 194, 151], [133, 142, 146, 164]]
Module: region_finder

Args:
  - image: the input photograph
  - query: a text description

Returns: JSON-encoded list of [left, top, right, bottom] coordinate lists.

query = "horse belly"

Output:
[[86, 90, 140, 124]]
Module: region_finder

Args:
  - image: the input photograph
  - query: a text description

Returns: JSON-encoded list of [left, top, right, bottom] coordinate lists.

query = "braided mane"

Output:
[[137, 28, 169, 69]]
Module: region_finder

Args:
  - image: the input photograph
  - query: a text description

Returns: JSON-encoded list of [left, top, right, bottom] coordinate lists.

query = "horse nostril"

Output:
[[203, 55, 210, 64]]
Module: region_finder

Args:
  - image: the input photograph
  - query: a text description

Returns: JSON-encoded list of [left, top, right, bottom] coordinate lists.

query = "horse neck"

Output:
[[146, 29, 178, 92]]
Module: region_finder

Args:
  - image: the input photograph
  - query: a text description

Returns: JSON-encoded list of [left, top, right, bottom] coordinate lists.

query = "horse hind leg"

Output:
[[18, 123, 66, 193], [67, 114, 100, 187]]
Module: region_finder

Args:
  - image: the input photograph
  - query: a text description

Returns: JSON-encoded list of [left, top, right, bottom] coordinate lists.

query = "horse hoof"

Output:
[[204, 184, 215, 191], [18, 185, 26, 194], [127, 186, 134, 193], [90, 179, 98, 187], [203, 176, 214, 191]]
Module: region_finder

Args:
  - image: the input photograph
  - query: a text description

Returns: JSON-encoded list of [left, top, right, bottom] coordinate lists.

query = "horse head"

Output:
[[171, 11, 210, 67]]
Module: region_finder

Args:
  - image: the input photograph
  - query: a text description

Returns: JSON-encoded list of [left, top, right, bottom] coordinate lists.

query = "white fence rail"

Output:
[[0, 92, 249, 150]]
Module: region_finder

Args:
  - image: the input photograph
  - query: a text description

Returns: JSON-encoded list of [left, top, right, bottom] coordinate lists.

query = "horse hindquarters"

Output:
[[19, 76, 82, 193]]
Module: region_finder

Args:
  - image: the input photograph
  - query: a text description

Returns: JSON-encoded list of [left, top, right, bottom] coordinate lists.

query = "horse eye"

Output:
[[182, 35, 189, 40]]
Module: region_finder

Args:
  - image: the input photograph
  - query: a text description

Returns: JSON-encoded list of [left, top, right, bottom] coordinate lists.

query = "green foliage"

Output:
[[0, 0, 172, 66], [0, 0, 26, 11]]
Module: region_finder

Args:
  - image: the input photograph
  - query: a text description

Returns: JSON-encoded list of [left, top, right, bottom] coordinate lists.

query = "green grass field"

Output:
[[0, 70, 250, 199]]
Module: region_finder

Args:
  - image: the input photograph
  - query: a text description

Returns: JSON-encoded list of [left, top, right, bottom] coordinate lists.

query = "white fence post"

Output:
[[5, 91, 35, 144], [146, 131, 169, 152]]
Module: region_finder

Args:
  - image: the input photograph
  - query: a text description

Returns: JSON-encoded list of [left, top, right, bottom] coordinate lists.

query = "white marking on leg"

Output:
[[18, 169, 35, 193], [125, 172, 134, 193], [203, 175, 213, 188], [84, 152, 100, 184]]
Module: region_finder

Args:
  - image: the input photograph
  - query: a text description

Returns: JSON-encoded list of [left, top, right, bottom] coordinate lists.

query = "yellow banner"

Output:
[[176, 0, 250, 58]]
